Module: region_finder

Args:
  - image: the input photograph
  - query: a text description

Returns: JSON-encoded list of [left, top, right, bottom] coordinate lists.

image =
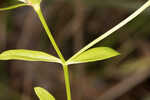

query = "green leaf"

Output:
[[0, 4, 28, 11], [66, 47, 120, 65], [0, 49, 61, 63], [34, 87, 55, 100]]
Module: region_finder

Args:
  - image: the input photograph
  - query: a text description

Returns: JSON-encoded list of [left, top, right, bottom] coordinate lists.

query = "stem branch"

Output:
[[0, 3, 28, 11], [68, 0, 150, 61], [33, 4, 72, 100], [34, 5, 65, 63]]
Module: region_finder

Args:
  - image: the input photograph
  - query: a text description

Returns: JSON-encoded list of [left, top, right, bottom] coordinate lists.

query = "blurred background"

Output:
[[1, 0, 150, 100]]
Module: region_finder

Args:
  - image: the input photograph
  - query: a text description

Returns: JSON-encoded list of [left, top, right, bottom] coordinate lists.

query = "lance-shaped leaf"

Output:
[[66, 47, 120, 65], [0, 49, 61, 64], [34, 87, 55, 100]]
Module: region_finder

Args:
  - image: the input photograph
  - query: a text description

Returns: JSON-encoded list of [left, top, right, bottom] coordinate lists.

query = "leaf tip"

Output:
[[34, 87, 55, 100]]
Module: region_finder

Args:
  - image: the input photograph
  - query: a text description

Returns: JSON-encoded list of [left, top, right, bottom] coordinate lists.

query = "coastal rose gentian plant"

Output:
[[1, 0, 150, 100]]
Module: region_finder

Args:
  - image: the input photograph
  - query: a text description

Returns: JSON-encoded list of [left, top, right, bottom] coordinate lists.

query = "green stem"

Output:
[[67, 0, 150, 61], [63, 65, 72, 100], [33, 4, 65, 63], [33, 4, 72, 100], [0, 3, 28, 11]]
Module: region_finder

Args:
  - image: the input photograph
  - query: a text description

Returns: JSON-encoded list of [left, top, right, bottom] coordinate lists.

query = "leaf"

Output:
[[0, 49, 61, 64], [34, 87, 55, 100], [66, 47, 120, 65], [0, 4, 28, 11]]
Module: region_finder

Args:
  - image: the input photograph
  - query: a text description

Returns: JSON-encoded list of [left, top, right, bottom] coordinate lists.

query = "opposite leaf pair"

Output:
[[2, 0, 150, 99], [0, 47, 119, 65], [0, 0, 120, 65], [0, 1, 119, 100], [1, 0, 150, 99]]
